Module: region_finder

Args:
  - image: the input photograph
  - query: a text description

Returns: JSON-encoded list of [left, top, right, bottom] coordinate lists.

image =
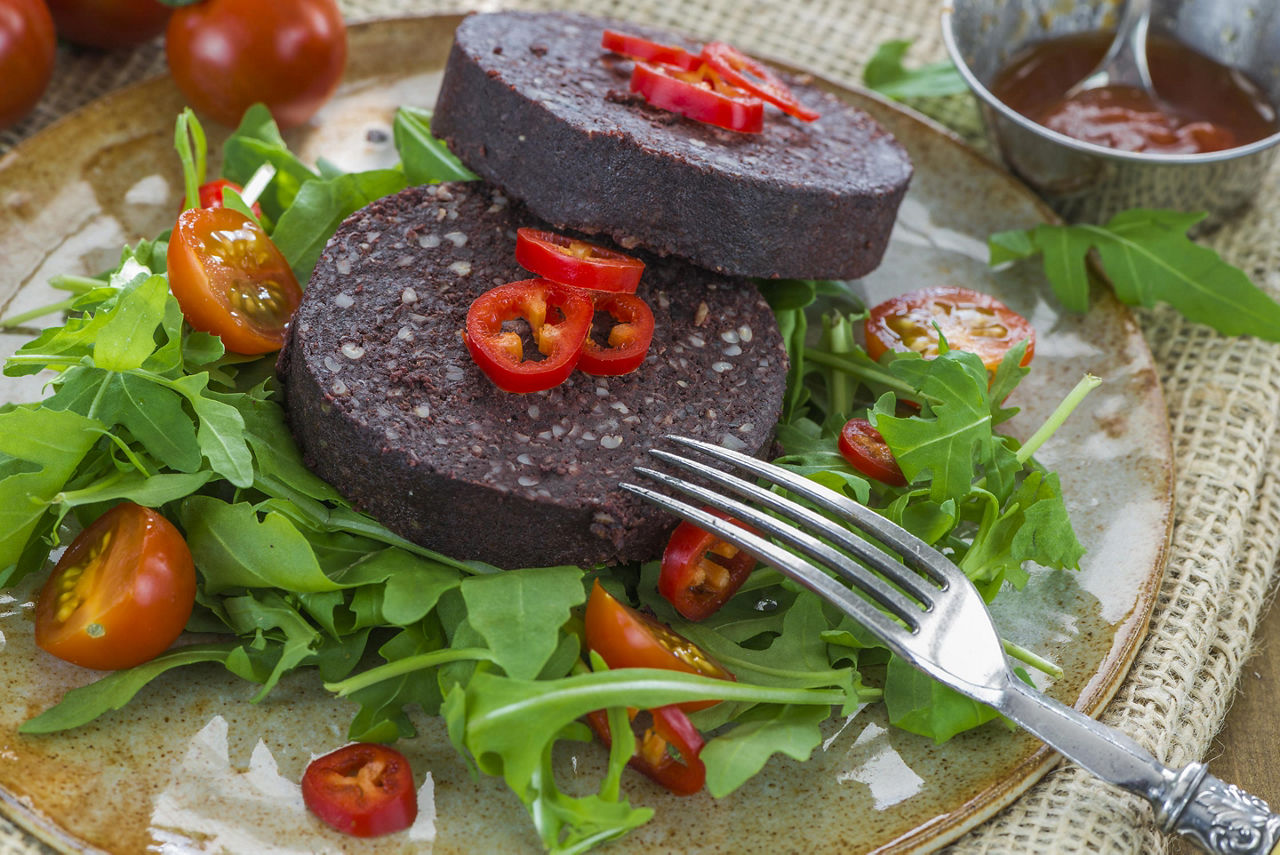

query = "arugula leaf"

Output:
[[884, 654, 1002, 742], [179, 496, 344, 593], [393, 106, 479, 184], [702, 703, 831, 797], [19, 644, 236, 733], [874, 350, 996, 501], [460, 565, 585, 680], [863, 39, 968, 99], [990, 209, 1280, 340], [0, 407, 103, 577], [271, 168, 409, 283], [220, 104, 320, 221]]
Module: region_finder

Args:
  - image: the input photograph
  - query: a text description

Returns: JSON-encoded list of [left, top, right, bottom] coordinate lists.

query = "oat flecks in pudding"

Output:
[[277, 181, 788, 569]]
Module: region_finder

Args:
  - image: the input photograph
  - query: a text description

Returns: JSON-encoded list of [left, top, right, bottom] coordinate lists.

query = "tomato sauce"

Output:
[[990, 31, 1277, 154]]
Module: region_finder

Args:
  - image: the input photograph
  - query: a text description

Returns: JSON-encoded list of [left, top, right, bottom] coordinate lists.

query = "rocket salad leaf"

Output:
[[990, 209, 1280, 340]]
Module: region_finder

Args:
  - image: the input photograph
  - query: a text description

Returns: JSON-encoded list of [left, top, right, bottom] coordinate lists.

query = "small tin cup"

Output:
[[941, 0, 1280, 228]]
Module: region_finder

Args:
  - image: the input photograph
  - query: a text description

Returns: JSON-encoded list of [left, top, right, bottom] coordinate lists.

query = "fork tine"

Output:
[[633, 465, 925, 628], [647, 447, 941, 608], [664, 435, 959, 589], [620, 481, 915, 650]]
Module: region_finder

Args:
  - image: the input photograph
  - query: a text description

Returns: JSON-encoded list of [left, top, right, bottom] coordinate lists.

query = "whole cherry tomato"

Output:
[[34, 502, 197, 671], [302, 743, 418, 837], [583, 580, 734, 712], [864, 285, 1036, 374], [167, 206, 303, 355], [165, 0, 347, 129], [0, 0, 56, 130], [44, 0, 170, 49]]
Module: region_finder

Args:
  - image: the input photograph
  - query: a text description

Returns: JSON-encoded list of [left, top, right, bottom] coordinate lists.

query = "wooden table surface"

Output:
[[1169, 598, 1280, 854]]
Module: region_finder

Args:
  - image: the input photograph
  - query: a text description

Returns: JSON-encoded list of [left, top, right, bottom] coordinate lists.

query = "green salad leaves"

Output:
[[1, 107, 1096, 853], [991, 210, 1280, 340]]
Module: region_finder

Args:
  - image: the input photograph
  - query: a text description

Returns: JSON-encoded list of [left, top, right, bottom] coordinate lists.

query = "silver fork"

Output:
[[622, 435, 1280, 855]]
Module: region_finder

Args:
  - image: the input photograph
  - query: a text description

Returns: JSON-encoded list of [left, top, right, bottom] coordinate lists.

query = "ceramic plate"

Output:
[[0, 15, 1172, 854]]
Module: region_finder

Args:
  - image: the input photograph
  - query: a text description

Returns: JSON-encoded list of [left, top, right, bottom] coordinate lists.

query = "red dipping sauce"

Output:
[[991, 31, 1277, 154]]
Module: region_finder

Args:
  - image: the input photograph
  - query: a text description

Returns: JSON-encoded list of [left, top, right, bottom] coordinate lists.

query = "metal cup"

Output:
[[941, 0, 1280, 228]]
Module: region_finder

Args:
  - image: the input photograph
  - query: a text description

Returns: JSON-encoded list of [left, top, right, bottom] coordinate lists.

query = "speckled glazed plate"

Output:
[[0, 15, 1172, 855]]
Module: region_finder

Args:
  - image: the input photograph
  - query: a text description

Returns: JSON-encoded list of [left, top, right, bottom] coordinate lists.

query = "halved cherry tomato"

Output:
[[701, 41, 820, 122], [601, 29, 700, 72], [585, 704, 707, 795], [197, 178, 264, 219], [515, 228, 645, 294], [578, 292, 655, 377], [464, 278, 594, 393], [34, 502, 196, 671], [167, 206, 302, 355], [659, 509, 758, 620], [301, 743, 417, 838], [631, 60, 764, 134], [864, 285, 1036, 374], [583, 580, 735, 712], [838, 418, 908, 487]]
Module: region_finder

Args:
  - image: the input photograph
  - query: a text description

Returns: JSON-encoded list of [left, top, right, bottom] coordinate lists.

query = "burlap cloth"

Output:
[[3, 0, 1279, 852]]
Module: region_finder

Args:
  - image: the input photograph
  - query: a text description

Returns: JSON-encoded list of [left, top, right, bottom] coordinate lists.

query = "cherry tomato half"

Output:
[[583, 580, 734, 712], [838, 418, 907, 487], [0, 0, 55, 130], [585, 704, 707, 795], [44, 0, 170, 49], [577, 292, 655, 377], [630, 60, 764, 134], [301, 743, 418, 838], [601, 29, 700, 72], [464, 278, 594, 393], [165, 0, 346, 129], [34, 502, 196, 671], [659, 510, 758, 621], [515, 228, 645, 294], [864, 285, 1036, 374], [167, 206, 302, 355], [701, 42, 820, 122]]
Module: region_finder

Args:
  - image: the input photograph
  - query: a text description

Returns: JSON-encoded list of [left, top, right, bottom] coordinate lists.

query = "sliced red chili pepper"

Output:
[[577, 292, 655, 377], [301, 743, 418, 838], [585, 705, 707, 795], [659, 509, 758, 621], [700, 41, 820, 122], [197, 178, 264, 218], [464, 278, 593, 393], [514, 228, 645, 294], [601, 29, 700, 72], [838, 417, 907, 487], [630, 60, 764, 134]]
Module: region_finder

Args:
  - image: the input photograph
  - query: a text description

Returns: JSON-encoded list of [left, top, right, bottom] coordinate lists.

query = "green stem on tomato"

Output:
[[325, 647, 500, 696], [1016, 373, 1102, 464]]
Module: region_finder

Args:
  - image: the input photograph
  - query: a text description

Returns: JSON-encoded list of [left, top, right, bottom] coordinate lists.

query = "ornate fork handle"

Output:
[[1161, 765, 1280, 855]]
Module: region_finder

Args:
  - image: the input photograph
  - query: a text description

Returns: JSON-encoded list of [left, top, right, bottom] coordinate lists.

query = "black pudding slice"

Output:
[[278, 182, 788, 569], [431, 10, 913, 280]]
